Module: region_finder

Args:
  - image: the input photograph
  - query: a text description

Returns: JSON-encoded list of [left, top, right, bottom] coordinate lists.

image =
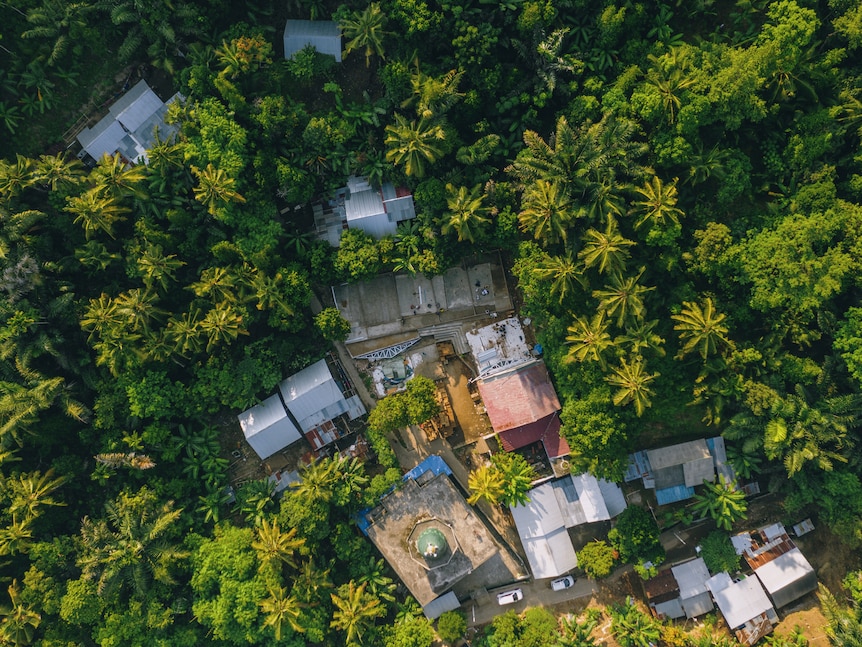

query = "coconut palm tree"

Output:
[[90, 153, 148, 199], [164, 308, 205, 357], [405, 68, 464, 119], [357, 557, 396, 603], [606, 357, 659, 416], [114, 288, 166, 334], [191, 164, 246, 216], [0, 155, 35, 200], [261, 586, 304, 641], [252, 519, 305, 573], [534, 251, 587, 303], [5, 469, 67, 523], [330, 581, 384, 644], [64, 189, 129, 239], [691, 475, 747, 531], [77, 488, 188, 598], [629, 175, 684, 230], [671, 297, 731, 360], [188, 267, 240, 304], [819, 583, 862, 647], [441, 184, 491, 243], [31, 153, 85, 191], [566, 312, 614, 369], [384, 114, 445, 178], [292, 457, 340, 504], [579, 218, 636, 275], [644, 50, 695, 124], [199, 303, 247, 351], [593, 269, 654, 328], [0, 521, 34, 557], [341, 3, 389, 67], [518, 179, 576, 246], [0, 580, 40, 646], [616, 319, 665, 358], [466, 464, 504, 506], [136, 244, 185, 293]]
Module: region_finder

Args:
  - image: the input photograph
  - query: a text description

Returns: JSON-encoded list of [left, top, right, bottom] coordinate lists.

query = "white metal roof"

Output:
[[762, 523, 786, 540], [422, 591, 460, 620], [754, 548, 815, 595], [521, 527, 578, 580], [238, 394, 303, 459], [77, 119, 127, 162], [109, 80, 163, 132], [278, 360, 346, 432], [672, 558, 711, 600], [598, 478, 628, 518], [706, 571, 733, 594], [713, 577, 774, 629], [511, 483, 565, 538], [732, 533, 753, 555], [571, 473, 610, 523]]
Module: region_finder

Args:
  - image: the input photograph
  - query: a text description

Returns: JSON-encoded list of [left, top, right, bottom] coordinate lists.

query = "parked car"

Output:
[[551, 576, 576, 591], [496, 589, 524, 605]]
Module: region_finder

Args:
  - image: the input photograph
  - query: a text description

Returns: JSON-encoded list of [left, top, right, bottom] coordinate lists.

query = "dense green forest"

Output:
[[2, 0, 862, 644]]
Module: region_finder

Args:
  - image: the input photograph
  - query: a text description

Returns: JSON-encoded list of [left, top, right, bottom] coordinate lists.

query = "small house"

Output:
[[644, 558, 714, 620], [238, 394, 303, 460], [283, 20, 342, 61], [709, 574, 778, 646], [510, 473, 626, 580], [76, 80, 181, 164]]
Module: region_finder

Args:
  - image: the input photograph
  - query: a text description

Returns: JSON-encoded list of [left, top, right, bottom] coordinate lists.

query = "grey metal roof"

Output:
[[345, 187, 385, 222], [278, 359, 346, 432], [238, 394, 303, 459], [521, 526, 578, 580], [654, 598, 685, 620], [599, 478, 627, 518], [646, 439, 711, 470], [683, 456, 716, 487], [713, 577, 774, 629], [672, 558, 711, 600], [284, 20, 342, 61], [680, 592, 714, 619], [754, 548, 817, 608], [423, 591, 460, 620], [109, 80, 163, 132]]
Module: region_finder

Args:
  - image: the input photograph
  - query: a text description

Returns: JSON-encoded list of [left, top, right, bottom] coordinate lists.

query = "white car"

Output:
[[551, 576, 576, 591], [496, 589, 524, 605]]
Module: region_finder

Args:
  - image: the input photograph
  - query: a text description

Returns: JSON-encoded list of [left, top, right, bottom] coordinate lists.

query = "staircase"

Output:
[[417, 321, 470, 355]]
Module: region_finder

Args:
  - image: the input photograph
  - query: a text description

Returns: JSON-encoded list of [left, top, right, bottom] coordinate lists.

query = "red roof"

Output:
[[498, 413, 571, 459], [478, 362, 561, 433]]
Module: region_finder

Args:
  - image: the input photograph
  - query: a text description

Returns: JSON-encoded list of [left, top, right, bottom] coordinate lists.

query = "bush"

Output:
[[437, 610, 467, 645], [577, 540, 617, 579], [608, 506, 665, 566], [314, 307, 351, 342], [700, 531, 741, 574]]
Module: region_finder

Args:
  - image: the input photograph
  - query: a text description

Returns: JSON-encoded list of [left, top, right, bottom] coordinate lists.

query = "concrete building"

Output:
[[362, 457, 521, 619], [77, 80, 181, 164], [283, 20, 342, 61], [510, 474, 626, 579], [707, 573, 778, 646], [734, 523, 818, 609]]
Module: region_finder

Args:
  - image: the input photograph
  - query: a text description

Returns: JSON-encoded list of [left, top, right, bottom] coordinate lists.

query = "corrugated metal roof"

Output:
[[478, 362, 561, 432], [521, 526, 578, 579], [511, 483, 565, 538], [654, 598, 686, 620], [497, 413, 571, 459], [238, 394, 303, 459], [345, 187, 385, 221], [683, 456, 716, 487], [713, 577, 774, 629], [706, 571, 733, 594], [109, 80, 163, 132], [571, 473, 610, 523], [284, 20, 342, 61], [78, 118, 127, 161], [423, 591, 460, 620], [754, 548, 816, 607], [655, 484, 695, 505], [278, 360, 348, 431], [680, 592, 714, 619], [598, 478, 627, 518], [646, 439, 711, 470], [672, 558, 711, 600]]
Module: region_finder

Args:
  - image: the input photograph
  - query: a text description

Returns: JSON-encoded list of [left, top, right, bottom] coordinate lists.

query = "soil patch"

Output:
[[440, 352, 492, 446]]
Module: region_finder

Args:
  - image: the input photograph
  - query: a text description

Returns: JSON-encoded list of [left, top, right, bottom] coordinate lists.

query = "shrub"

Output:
[[577, 540, 616, 579], [437, 610, 467, 645]]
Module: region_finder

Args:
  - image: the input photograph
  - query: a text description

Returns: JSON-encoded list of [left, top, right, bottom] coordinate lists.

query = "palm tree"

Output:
[[114, 288, 166, 334], [606, 357, 659, 416], [31, 153, 85, 191], [819, 583, 862, 647], [609, 602, 661, 647], [77, 488, 188, 598], [90, 153, 148, 199], [405, 68, 464, 119], [199, 303, 247, 351], [292, 457, 340, 504], [691, 475, 748, 531], [671, 298, 731, 360], [188, 267, 239, 304], [191, 164, 246, 216], [329, 581, 384, 644], [559, 613, 599, 647], [0, 155, 35, 200], [519, 180, 576, 246], [616, 319, 665, 358], [384, 114, 445, 178], [0, 521, 34, 557], [252, 519, 305, 573], [357, 557, 396, 603], [5, 469, 67, 523], [261, 586, 304, 640], [629, 175, 684, 230], [64, 189, 129, 239], [294, 560, 333, 603], [644, 50, 695, 124], [491, 452, 537, 507], [441, 184, 491, 243], [579, 218, 636, 275], [593, 269, 654, 328], [341, 3, 388, 67], [466, 464, 504, 506], [136, 244, 185, 292], [80, 294, 124, 341], [534, 251, 587, 303], [0, 580, 40, 646], [164, 308, 205, 356], [566, 312, 614, 369]]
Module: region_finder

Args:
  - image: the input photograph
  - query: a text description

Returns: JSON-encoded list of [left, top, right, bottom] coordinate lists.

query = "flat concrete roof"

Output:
[[365, 473, 499, 606]]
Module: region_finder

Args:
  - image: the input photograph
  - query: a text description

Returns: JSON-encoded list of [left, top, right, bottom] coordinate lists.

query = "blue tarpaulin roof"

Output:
[[656, 484, 695, 505]]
